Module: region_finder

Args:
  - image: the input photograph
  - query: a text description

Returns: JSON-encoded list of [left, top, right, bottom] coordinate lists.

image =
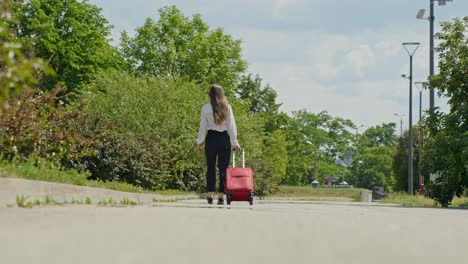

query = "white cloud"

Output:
[[237, 23, 439, 128], [88, 0, 462, 128], [272, 0, 302, 17], [343, 44, 376, 78]]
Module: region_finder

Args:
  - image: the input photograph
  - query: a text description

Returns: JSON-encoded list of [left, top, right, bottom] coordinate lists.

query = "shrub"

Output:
[[0, 88, 95, 169]]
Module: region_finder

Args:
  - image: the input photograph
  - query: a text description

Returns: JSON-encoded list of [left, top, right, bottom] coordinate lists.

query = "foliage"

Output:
[[380, 192, 468, 208], [423, 17, 468, 207], [0, 0, 47, 103], [283, 110, 355, 185], [15, 0, 122, 92], [392, 128, 422, 192], [0, 159, 87, 185], [120, 6, 246, 94], [271, 186, 363, 201], [251, 129, 288, 197], [1, 1, 417, 198], [81, 71, 267, 192], [350, 146, 395, 192], [236, 74, 285, 132], [347, 123, 397, 191], [359, 123, 397, 148], [81, 71, 206, 190], [0, 87, 95, 168], [16, 194, 31, 208], [0, 159, 194, 195], [380, 192, 437, 207], [120, 197, 137, 206]]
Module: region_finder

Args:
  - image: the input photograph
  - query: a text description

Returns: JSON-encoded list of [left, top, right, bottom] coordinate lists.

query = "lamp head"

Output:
[[438, 0, 454, 6], [402, 42, 420, 56], [416, 9, 427, 19], [415, 81, 428, 92]]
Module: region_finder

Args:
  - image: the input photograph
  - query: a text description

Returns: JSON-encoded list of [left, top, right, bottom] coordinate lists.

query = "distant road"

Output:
[[1, 199, 467, 264]]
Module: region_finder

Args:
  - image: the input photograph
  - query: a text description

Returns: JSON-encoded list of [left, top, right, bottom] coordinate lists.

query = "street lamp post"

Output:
[[415, 81, 428, 194], [314, 152, 319, 183], [415, 83, 426, 125], [416, 0, 454, 112], [402, 42, 420, 195], [394, 113, 405, 137], [306, 141, 320, 186]]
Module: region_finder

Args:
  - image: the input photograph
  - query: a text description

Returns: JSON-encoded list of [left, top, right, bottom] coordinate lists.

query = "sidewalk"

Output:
[[0, 178, 198, 207]]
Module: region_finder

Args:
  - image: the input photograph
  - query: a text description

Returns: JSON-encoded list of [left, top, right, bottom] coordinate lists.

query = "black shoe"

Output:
[[207, 197, 213, 204], [217, 198, 224, 205]]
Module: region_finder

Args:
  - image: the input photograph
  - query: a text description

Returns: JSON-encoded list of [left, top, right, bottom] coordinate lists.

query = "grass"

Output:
[[0, 160, 194, 196], [451, 198, 468, 208], [152, 197, 186, 203], [380, 193, 437, 207], [121, 197, 137, 206], [270, 185, 363, 201], [13, 194, 141, 208], [71, 198, 84, 205], [16, 195, 32, 208], [380, 192, 468, 208], [97, 197, 140, 207], [15, 194, 60, 208]]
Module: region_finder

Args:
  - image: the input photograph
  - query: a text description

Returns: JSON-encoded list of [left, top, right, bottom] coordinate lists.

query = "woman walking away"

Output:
[[197, 84, 241, 205]]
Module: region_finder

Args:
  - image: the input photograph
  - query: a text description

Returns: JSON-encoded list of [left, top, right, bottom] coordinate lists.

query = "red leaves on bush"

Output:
[[0, 87, 96, 167]]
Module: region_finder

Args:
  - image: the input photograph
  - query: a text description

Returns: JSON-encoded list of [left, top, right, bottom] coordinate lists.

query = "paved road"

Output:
[[1, 200, 467, 264]]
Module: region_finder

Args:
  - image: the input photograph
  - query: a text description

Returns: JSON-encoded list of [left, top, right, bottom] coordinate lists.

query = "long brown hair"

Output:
[[209, 84, 228, 125]]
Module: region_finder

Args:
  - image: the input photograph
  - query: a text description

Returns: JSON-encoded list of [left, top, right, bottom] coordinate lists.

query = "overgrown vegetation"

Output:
[[381, 192, 468, 208], [271, 186, 363, 201], [1, 1, 465, 202], [0, 160, 193, 195], [421, 17, 468, 207]]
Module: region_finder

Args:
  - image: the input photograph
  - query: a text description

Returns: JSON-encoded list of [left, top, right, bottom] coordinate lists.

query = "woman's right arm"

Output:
[[197, 108, 207, 145]]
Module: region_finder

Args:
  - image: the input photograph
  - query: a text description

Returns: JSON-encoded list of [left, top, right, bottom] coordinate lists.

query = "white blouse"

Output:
[[197, 104, 239, 146]]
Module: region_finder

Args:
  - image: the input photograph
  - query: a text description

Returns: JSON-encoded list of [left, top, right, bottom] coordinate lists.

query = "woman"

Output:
[[197, 84, 241, 205]]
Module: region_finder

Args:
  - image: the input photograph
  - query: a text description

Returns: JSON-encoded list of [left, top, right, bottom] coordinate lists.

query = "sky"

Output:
[[89, 0, 467, 131]]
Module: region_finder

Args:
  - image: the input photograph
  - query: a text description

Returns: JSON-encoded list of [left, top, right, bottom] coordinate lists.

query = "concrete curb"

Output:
[[0, 178, 198, 207]]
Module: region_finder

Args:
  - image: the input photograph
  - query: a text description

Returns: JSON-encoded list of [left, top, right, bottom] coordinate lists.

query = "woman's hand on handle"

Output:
[[196, 144, 203, 157], [234, 144, 241, 153]]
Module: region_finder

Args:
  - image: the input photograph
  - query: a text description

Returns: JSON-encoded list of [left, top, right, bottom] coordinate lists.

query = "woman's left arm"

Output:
[[227, 105, 240, 150]]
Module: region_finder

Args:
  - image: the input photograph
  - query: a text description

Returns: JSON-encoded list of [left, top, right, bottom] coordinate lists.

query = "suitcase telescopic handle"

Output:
[[232, 149, 245, 168]]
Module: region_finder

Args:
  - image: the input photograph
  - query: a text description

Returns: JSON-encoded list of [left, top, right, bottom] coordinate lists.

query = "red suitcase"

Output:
[[225, 149, 254, 205]]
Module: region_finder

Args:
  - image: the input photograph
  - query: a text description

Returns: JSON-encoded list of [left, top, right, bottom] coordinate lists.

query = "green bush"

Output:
[[80, 71, 280, 194], [81, 72, 218, 191], [0, 88, 95, 169]]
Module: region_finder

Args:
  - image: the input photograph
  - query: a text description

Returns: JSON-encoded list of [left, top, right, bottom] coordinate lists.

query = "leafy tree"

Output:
[[0, 87, 95, 168], [81, 71, 267, 191], [349, 123, 397, 191], [423, 17, 468, 207], [350, 146, 395, 191], [392, 128, 422, 193], [236, 74, 285, 133], [236, 74, 281, 114], [0, 0, 46, 103], [253, 129, 288, 196], [15, 0, 122, 92], [360, 123, 397, 148], [120, 6, 246, 94], [283, 110, 355, 185]]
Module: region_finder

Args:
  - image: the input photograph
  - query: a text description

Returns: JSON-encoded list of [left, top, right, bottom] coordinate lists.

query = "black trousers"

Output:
[[205, 130, 231, 193]]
